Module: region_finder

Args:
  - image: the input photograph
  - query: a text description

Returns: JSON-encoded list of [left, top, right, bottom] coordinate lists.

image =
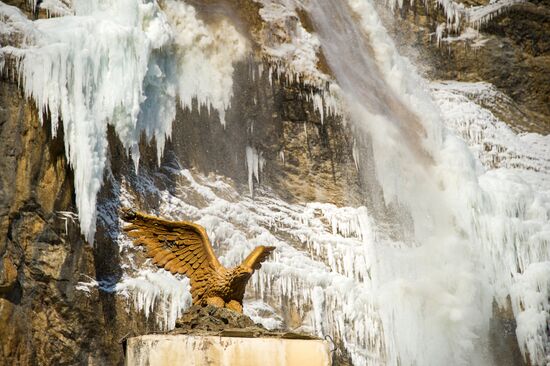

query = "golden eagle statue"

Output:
[[121, 209, 275, 313]]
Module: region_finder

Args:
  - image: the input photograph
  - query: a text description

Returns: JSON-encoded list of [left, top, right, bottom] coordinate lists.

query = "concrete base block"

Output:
[[126, 334, 332, 366]]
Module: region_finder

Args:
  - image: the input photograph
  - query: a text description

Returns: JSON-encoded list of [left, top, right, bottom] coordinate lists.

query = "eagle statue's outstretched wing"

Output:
[[242, 245, 276, 270], [120, 209, 221, 303]]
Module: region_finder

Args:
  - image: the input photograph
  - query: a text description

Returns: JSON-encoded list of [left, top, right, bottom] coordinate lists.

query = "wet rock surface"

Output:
[[169, 61, 363, 207]]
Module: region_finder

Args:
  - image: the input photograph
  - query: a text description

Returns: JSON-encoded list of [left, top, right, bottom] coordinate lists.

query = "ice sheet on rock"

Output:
[[38, 0, 73, 16], [253, 0, 343, 122], [432, 81, 550, 173], [0, 3, 38, 44], [384, 0, 464, 30], [116, 269, 192, 331], [76, 270, 192, 331], [434, 80, 550, 365], [163, 0, 247, 128], [243, 300, 284, 330], [467, 0, 524, 28], [511, 262, 550, 364], [307, 203, 374, 242], [256, 0, 323, 82], [436, 27, 487, 48], [384, 0, 523, 45]]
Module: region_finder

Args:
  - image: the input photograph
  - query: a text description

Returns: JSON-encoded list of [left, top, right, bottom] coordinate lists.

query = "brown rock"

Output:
[[174, 304, 259, 333], [0, 257, 17, 293]]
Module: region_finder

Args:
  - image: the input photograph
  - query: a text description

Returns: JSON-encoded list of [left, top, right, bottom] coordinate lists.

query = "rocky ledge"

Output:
[[172, 304, 317, 340]]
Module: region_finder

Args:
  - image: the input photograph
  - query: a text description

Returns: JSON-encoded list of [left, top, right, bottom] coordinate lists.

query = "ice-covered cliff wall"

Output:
[[0, 0, 549, 365]]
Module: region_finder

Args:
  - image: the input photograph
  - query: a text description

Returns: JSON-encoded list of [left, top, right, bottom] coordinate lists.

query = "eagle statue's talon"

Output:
[[226, 300, 243, 314], [121, 210, 276, 313], [206, 297, 225, 308]]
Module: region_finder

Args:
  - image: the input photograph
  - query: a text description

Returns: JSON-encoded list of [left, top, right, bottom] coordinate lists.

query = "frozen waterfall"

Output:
[[1, 0, 548, 365]]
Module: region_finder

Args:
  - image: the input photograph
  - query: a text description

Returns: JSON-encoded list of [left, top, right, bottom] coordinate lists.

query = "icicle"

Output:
[[279, 150, 285, 164], [246, 146, 265, 196]]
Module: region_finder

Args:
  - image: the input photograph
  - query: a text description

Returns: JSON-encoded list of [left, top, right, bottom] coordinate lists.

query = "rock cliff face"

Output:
[[0, 76, 105, 364], [168, 64, 362, 205], [0, 0, 548, 365], [382, 0, 550, 133]]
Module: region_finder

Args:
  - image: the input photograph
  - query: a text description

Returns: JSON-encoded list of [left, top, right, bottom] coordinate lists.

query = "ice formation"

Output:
[[116, 269, 192, 330], [244, 300, 284, 330], [467, 0, 525, 28], [163, 0, 247, 127], [107, 113, 548, 363], [255, 0, 325, 84], [253, 0, 343, 123], [306, 0, 548, 364], [36, 0, 73, 16], [434, 82, 550, 365], [432, 82, 550, 172], [104, 167, 383, 363], [0, 0, 247, 241]]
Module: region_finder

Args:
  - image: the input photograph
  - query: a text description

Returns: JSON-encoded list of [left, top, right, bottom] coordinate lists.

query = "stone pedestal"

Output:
[[126, 334, 332, 366]]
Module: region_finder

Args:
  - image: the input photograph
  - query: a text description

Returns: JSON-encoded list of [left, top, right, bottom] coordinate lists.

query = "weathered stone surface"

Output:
[[0, 257, 17, 293], [126, 305, 337, 365]]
